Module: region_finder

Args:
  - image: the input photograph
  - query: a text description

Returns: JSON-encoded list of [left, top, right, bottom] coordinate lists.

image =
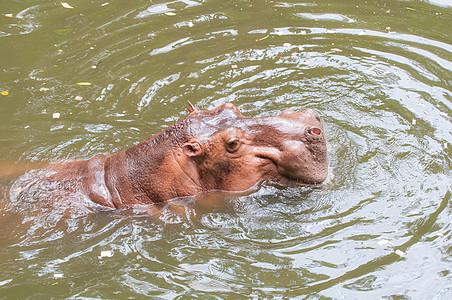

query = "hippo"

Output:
[[9, 102, 328, 212]]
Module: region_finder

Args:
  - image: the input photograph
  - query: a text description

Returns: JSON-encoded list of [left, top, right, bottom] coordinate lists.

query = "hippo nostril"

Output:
[[308, 127, 322, 136], [301, 109, 322, 123], [280, 109, 297, 119]]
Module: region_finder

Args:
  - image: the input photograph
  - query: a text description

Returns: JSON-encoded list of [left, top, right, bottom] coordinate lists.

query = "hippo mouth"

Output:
[[264, 159, 328, 188], [271, 171, 328, 187]]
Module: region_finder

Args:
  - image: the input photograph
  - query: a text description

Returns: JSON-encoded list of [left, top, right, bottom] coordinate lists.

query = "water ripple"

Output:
[[1, 0, 451, 298]]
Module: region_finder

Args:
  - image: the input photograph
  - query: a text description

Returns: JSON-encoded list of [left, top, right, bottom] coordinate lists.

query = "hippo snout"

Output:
[[264, 108, 328, 185], [275, 137, 328, 184], [280, 108, 324, 136]]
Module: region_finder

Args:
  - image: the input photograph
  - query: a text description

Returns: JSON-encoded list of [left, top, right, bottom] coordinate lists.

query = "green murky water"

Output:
[[1, 0, 451, 298]]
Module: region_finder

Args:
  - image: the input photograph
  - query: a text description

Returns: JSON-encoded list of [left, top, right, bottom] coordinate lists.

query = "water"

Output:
[[1, 0, 451, 298]]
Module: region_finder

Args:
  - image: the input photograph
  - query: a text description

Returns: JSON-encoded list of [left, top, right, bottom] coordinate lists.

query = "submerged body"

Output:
[[10, 103, 328, 211]]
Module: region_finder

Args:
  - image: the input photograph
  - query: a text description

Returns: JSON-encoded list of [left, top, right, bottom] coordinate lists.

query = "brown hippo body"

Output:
[[10, 103, 328, 210]]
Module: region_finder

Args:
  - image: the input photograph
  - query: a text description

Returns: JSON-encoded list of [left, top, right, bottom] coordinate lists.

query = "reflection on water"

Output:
[[0, 0, 451, 298]]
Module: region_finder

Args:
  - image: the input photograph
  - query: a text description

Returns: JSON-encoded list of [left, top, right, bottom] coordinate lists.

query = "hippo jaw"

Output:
[[262, 147, 329, 187]]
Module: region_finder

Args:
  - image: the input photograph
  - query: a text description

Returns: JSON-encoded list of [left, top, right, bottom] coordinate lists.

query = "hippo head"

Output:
[[168, 102, 328, 194]]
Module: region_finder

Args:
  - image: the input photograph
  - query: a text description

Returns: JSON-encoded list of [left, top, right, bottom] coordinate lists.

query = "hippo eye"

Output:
[[226, 139, 241, 152]]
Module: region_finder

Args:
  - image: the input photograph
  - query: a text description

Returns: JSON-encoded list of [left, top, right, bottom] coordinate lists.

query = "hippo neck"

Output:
[[103, 119, 200, 206]]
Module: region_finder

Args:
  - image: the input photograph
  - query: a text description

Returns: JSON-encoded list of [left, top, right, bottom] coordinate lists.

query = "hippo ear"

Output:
[[182, 141, 203, 157], [187, 100, 198, 114]]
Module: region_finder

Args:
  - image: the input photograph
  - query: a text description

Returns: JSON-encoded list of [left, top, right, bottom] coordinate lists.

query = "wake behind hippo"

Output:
[[9, 102, 328, 212]]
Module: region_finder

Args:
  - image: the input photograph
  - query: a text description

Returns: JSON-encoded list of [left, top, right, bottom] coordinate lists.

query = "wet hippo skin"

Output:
[[13, 102, 328, 210]]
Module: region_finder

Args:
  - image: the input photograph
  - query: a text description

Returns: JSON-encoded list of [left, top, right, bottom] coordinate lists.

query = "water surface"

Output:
[[0, 0, 451, 298]]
